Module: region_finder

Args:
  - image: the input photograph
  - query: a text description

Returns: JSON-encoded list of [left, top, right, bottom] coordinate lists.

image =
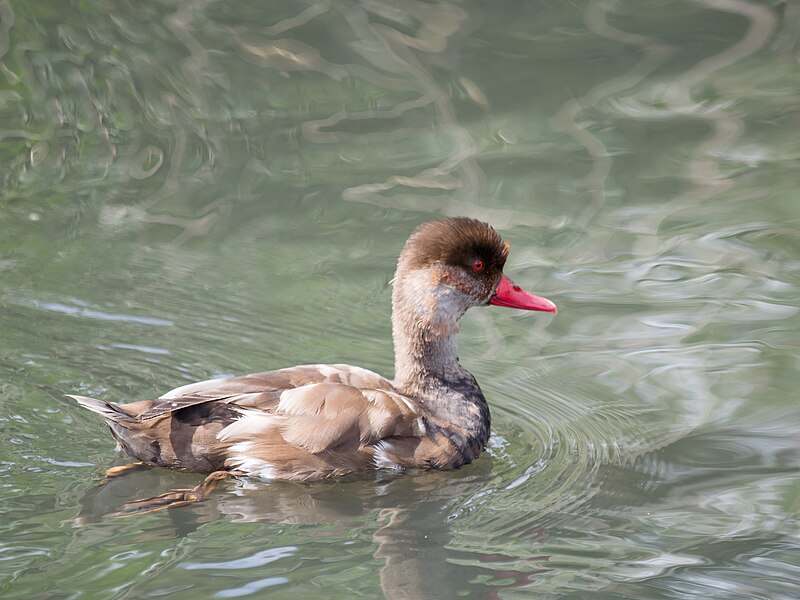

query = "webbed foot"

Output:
[[104, 462, 151, 478], [114, 470, 235, 517]]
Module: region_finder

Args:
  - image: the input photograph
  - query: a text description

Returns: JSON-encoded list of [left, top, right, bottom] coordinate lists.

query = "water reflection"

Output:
[[74, 467, 518, 599], [1, 0, 799, 598]]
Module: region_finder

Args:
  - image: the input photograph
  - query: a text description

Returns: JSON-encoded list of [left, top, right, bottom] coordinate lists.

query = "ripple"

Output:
[[465, 366, 659, 543], [96, 343, 171, 356], [183, 546, 297, 570], [214, 577, 289, 598], [28, 300, 174, 327], [0, 1, 798, 599]]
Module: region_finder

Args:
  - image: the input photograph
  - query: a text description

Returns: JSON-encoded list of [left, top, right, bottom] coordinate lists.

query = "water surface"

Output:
[[1, 1, 799, 598]]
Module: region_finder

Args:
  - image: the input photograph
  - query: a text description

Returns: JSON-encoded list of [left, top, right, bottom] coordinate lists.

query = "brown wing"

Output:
[[138, 364, 393, 420], [78, 364, 456, 477], [218, 382, 427, 481], [92, 364, 404, 475]]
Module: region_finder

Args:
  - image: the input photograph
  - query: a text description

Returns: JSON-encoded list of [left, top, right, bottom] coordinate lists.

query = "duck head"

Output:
[[391, 217, 556, 387]]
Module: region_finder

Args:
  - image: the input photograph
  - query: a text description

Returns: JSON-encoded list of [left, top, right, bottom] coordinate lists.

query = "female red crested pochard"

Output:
[[70, 218, 556, 513]]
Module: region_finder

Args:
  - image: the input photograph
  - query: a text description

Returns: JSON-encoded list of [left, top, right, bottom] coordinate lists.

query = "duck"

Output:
[[70, 217, 556, 513]]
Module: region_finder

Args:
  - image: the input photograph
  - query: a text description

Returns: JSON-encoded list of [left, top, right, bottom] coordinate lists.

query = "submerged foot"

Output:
[[104, 462, 151, 478], [114, 470, 236, 517]]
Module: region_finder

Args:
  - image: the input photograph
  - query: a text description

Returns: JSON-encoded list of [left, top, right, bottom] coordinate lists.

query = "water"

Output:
[[1, 1, 799, 598]]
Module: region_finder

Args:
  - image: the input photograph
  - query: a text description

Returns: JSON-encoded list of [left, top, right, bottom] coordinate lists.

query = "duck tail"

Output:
[[68, 395, 135, 424]]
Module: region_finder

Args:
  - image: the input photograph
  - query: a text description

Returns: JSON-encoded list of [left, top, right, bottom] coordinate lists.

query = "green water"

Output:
[[1, 1, 799, 598]]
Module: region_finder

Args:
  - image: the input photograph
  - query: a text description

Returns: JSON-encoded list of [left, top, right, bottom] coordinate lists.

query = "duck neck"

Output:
[[391, 266, 491, 456], [391, 268, 471, 393]]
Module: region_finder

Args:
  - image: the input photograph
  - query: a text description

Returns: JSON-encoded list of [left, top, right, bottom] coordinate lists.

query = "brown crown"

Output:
[[400, 217, 509, 272]]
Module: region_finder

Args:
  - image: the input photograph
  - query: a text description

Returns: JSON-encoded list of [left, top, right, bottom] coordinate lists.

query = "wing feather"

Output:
[[218, 380, 426, 479], [138, 364, 391, 421], [83, 363, 430, 478]]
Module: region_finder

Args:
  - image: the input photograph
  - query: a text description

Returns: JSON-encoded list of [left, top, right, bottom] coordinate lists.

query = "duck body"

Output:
[[71, 218, 555, 483], [73, 362, 488, 481]]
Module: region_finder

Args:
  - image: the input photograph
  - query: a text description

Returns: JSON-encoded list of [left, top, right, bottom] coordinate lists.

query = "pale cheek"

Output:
[[402, 267, 484, 325]]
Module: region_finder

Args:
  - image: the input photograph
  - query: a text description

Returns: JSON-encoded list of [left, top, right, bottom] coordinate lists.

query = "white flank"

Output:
[[227, 442, 277, 480], [217, 409, 279, 441], [373, 440, 403, 471]]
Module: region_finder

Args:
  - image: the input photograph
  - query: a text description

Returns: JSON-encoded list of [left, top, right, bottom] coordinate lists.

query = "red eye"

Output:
[[472, 259, 484, 272]]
